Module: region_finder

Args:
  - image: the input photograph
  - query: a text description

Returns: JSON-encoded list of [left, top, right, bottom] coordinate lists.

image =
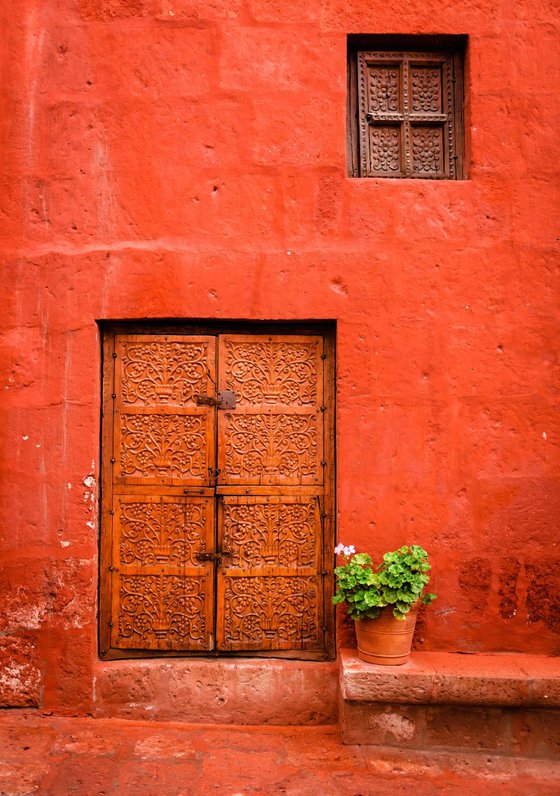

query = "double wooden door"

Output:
[[100, 330, 334, 658]]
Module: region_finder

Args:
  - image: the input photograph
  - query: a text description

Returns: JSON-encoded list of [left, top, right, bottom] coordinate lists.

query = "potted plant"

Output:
[[332, 544, 437, 665]]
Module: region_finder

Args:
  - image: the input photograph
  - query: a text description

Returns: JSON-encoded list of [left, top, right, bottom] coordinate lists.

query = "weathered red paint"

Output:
[[1, 0, 559, 718]]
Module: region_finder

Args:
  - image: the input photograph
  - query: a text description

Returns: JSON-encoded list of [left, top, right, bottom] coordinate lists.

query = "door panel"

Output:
[[217, 335, 324, 486], [113, 335, 216, 487], [101, 328, 333, 658], [216, 495, 323, 650], [111, 495, 215, 651]]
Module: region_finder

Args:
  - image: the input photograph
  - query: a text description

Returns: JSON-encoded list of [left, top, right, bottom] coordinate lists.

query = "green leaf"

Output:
[[422, 592, 437, 604], [332, 593, 345, 605]]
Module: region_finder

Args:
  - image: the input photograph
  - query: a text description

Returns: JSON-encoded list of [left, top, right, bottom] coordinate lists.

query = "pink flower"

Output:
[[334, 543, 345, 555], [343, 545, 356, 556]]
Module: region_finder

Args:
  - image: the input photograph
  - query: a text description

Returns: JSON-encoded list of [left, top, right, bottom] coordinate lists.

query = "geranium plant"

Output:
[[332, 544, 437, 621]]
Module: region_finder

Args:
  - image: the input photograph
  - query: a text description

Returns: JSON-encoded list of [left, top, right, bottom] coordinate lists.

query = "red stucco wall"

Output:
[[1, 0, 559, 715]]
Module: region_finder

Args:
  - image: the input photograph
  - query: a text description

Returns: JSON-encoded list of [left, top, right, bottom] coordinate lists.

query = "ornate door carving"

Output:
[[113, 335, 215, 487], [217, 335, 323, 485], [217, 496, 322, 650], [100, 330, 333, 659], [216, 335, 326, 651]]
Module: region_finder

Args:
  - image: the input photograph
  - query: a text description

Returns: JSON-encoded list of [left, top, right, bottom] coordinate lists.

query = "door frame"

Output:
[[98, 320, 336, 661]]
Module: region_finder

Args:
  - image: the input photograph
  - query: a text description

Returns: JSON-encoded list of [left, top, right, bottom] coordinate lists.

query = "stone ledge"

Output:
[[340, 649, 560, 708]]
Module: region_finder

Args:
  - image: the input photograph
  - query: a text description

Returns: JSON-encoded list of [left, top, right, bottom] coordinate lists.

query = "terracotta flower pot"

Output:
[[355, 604, 419, 665]]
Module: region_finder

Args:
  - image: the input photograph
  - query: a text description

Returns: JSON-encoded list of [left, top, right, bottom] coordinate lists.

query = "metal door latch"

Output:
[[195, 551, 220, 561], [195, 390, 236, 409], [195, 550, 232, 562]]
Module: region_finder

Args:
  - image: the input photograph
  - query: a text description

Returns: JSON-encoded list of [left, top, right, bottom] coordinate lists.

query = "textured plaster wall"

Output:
[[1, 0, 559, 716]]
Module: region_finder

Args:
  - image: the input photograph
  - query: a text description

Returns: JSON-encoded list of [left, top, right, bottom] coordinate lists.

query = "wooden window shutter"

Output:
[[349, 39, 465, 179]]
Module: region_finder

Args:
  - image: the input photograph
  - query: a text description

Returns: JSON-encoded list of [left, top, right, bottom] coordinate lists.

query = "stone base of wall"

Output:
[[339, 649, 560, 759], [93, 658, 338, 726]]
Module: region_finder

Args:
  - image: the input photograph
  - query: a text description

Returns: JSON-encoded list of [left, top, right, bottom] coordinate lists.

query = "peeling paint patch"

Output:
[[458, 558, 492, 611], [368, 711, 416, 742], [434, 606, 456, 617], [498, 557, 521, 619], [525, 562, 560, 631], [0, 636, 40, 707]]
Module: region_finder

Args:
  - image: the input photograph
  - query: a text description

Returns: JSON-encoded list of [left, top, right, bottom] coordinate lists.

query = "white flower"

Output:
[[335, 543, 356, 557]]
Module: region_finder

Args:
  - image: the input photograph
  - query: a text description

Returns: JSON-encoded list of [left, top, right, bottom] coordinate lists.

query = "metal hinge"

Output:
[[195, 390, 236, 409]]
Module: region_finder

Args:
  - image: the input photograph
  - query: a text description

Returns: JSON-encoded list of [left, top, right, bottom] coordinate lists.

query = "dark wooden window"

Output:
[[348, 36, 466, 179]]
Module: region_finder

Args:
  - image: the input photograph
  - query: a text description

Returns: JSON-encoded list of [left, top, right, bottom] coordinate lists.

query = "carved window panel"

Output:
[[217, 336, 324, 486], [216, 496, 322, 651], [100, 327, 335, 660], [111, 496, 215, 651], [348, 38, 465, 179]]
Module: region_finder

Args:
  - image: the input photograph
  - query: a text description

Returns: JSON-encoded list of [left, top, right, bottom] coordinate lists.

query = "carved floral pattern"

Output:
[[412, 127, 442, 174], [370, 127, 401, 173], [411, 68, 442, 113], [119, 501, 207, 566], [368, 67, 399, 113], [223, 414, 318, 482], [222, 576, 318, 644], [118, 575, 206, 645], [107, 332, 330, 653], [119, 414, 206, 479], [120, 342, 209, 405], [223, 501, 316, 568], [358, 52, 456, 179], [224, 341, 318, 406]]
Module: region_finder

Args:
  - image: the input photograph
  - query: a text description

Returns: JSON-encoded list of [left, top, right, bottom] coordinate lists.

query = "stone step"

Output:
[[93, 657, 338, 725], [339, 649, 560, 759]]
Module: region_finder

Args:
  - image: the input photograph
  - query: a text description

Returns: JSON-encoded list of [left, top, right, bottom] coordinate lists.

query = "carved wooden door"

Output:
[[100, 330, 333, 659]]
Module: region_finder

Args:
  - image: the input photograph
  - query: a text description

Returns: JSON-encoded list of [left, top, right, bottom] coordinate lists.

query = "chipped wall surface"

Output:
[[1, 0, 559, 715]]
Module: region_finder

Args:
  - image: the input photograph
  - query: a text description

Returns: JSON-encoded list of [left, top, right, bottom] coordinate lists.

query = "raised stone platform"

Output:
[[339, 649, 560, 759]]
